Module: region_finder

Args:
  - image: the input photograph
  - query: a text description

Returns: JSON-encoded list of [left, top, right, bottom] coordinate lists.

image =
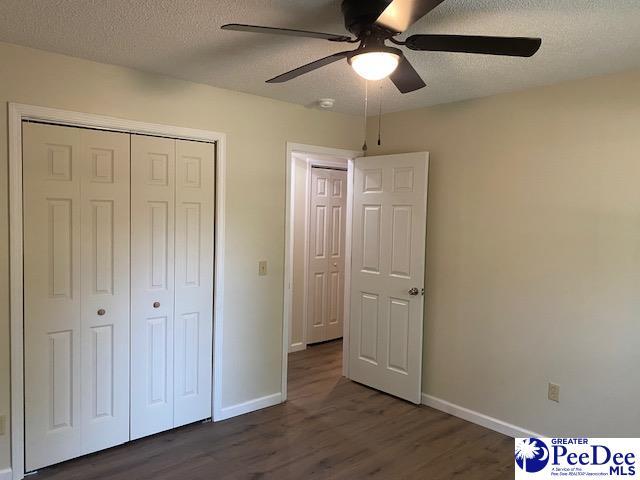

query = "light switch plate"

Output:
[[548, 382, 560, 403], [258, 260, 267, 276]]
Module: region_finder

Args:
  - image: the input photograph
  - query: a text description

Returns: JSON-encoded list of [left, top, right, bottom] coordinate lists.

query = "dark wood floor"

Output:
[[34, 340, 513, 479]]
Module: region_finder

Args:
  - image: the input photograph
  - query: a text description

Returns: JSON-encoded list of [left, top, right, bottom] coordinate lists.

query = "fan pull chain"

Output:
[[377, 83, 383, 146], [362, 79, 368, 155]]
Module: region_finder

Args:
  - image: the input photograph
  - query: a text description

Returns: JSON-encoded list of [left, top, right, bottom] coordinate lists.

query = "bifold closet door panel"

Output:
[[174, 139, 215, 427], [24, 123, 83, 471], [79, 128, 131, 455], [23, 123, 130, 471], [130, 135, 176, 440]]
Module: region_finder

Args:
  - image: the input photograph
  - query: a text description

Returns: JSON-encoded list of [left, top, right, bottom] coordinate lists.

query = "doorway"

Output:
[[283, 146, 430, 405], [282, 143, 360, 399]]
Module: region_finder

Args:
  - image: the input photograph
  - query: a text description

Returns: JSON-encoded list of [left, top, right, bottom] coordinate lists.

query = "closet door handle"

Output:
[[153, 302, 160, 308], [97, 309, 106, 316]]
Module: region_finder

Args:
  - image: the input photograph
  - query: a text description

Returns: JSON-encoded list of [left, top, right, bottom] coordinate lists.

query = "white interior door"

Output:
[[79, 128, 131, 454], [173, 139, 215, 427], [23, 123, 130, 471], [307, 167, 347, 344], [348, 152, 429, 404], [130, 135, 176, 439]]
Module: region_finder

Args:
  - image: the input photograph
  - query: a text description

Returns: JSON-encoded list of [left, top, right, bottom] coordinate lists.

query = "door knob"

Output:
[[153, 302, 160, 308], [408, 288, 420, 296], [97, 309, 106, 316]]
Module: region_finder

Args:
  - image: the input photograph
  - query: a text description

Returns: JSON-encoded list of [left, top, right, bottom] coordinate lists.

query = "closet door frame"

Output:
[[8, 103, 227, 480]]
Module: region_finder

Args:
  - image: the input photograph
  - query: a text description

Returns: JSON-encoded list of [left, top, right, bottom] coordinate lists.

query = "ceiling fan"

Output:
[[222, 0, 542, 93], [221, 0, 542, 94]]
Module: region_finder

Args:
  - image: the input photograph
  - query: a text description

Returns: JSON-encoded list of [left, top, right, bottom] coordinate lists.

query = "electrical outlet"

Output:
[[548, 382, 560, 403], [0, 415, 5, 435], [258, 260, 268, 276]]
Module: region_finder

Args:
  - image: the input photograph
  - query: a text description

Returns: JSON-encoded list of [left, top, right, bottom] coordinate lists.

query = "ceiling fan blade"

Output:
[[266, 50, 356, 83], [221, 23, 352, 42], [405, 34, 542, 57], [389, 55, 426, 93], [376, 0, 447, 33]]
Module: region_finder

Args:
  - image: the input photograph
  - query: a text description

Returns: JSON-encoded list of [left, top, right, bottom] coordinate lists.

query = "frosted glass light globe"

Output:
[[350, 51, 400, 81]]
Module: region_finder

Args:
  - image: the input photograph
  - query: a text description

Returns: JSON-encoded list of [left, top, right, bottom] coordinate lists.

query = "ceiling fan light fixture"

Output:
[[222, 0, 542, 93], [350, 51, 400, 81]]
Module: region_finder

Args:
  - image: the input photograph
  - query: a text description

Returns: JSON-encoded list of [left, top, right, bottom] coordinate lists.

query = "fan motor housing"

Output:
[[341, 0, 394, 38]]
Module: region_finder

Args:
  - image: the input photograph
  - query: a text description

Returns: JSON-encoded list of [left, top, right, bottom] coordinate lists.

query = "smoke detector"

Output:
[[318, 98, 335, 109]]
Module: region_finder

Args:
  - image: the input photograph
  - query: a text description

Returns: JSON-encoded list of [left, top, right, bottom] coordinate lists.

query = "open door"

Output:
[[349, 152, 429, 404]]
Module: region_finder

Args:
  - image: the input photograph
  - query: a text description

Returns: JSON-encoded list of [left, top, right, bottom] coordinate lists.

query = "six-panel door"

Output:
[[23, 123, 131, 470], [349, 152, 429, 404], [307, 167, 347, 344]]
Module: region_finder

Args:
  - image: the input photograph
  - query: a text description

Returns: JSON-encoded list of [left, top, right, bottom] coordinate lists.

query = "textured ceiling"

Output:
[[1, 0, 639, 114]]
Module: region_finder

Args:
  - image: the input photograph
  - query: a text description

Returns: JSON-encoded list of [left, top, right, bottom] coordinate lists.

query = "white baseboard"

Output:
[[0, 468, 12, 480], [288, 342, 306, 353], [421, 393, 541, 439], [215, 393, 282, 421]]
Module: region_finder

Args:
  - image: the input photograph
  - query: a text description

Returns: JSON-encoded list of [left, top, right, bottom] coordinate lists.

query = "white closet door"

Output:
[[173, 139, 214, 426], [79, 129, 131, 454], [24, 123, 83, 471], [307, 168, 347, 344], [130, 135, 176, 439], [23, 123, 130, 471]]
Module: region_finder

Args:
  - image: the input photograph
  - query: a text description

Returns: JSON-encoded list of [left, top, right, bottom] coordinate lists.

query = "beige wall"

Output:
[[0, 41, 361, 470], [366, 69, 640, 436]]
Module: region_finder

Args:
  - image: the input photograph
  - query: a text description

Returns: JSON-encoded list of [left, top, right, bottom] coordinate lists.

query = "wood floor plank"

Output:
[[32, 339, 514, 479]]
